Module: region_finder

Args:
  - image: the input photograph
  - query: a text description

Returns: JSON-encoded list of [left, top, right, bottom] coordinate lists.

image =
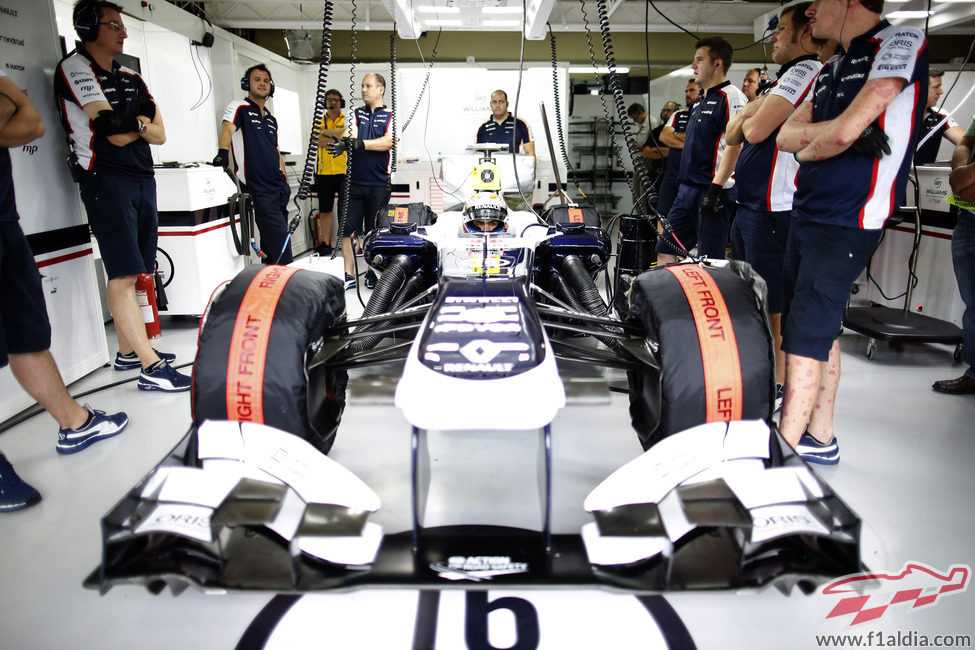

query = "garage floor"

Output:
[[1, 274, 974, 650]]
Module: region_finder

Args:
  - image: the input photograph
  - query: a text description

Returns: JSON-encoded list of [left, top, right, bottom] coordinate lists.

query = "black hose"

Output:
[[345, 255, 412, 354], [548, 270, 619, 351], [349, 268, 429, 353], [562, 254, 608, 317]]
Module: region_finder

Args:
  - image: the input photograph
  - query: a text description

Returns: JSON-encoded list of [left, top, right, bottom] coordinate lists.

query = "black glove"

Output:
[[138, 98, 156, 121], [325, 135, 364, 157], [699, 183, 723, 217], [851, 123, 891, 159], [212, 148, 230, 169], [92, 109, 140, 136]]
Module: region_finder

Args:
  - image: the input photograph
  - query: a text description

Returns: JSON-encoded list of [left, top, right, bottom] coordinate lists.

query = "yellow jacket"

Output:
[[316, 113, 347, 175]]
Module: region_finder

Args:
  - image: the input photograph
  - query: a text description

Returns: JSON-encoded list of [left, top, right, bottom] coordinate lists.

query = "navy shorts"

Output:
[[781, 219, 881, 361], [730, 207, 792, 313], [344, 183, 389, 238], [80, 171, 158, 279], [0, 221, 52, 367], [655, 183, 732, 260], [316, 173, 346, 215]]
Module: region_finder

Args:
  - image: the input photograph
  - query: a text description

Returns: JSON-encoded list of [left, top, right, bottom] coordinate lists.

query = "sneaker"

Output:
[[0, 454, 41, 513], [114, 348, 176, 371], [773, 383, 784, 413], [138, 361, 191, 392], [56, 405, 128, 455], [364, 269, 378, 289], [796, 431, 840, 465], [344, 273, 357, 291]]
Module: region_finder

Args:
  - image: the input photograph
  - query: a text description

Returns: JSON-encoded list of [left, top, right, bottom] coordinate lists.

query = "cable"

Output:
[[279, 0, 336, 265], [400, 29, 441, 134], [648, 0, 699, 41], [548, 24, 585, 201], [390, 32, 397, 173], [508, 0, 538, 218], [335, 0, 359, 265]]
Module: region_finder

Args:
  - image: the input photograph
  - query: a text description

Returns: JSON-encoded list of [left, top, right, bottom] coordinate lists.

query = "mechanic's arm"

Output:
[[523, 140, 535, 157], [0, 78, 45, 147], [659, 125, 685, 148], [944, 124, 966, 148], [781, 77, 906, 161], [279, 151, 287, 177], [217, 119, 236, 151], [725, 95, 764, 146], [317, 122, 347, 146], [642, 143, 669, 160], [743, 94, 797, 145], [949, 133, 975, 203], [713, 142, 742, 187], [139, 102, 165, 146], [80, 99, 163, 147]]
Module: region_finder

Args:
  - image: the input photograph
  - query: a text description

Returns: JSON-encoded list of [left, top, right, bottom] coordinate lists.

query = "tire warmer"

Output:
[[192, 265, 348, 453]]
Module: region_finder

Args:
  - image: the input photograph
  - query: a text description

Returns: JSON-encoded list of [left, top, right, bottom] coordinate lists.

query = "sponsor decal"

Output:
[[432, 556, 530, 581], [822, 561, 970, 626]]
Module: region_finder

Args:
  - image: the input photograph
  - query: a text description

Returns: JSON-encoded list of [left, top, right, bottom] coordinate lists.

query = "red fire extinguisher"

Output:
[[135, 273, 161, 339]]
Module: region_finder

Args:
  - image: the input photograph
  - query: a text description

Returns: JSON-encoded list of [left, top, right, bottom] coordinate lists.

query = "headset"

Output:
[[325, 89, 345, 108], [241, 65, 275, 97], [73, 0, 101, 42]]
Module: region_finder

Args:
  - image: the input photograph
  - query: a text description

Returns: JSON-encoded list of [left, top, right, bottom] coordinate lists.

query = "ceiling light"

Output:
[[886, 9, 934, 17], [482, 6, 523, 13], [569, 66, 630, 74], [417, 5, 461, 12], [424, 18, 464, 25], [482, 19, 521, 26]]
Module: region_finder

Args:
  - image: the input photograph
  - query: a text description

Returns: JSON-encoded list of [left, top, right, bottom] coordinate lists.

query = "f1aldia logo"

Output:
[[822, 561, 970, 626]]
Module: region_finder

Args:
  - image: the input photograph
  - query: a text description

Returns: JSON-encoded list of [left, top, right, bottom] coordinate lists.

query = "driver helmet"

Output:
[[463, 192, 508, 233]]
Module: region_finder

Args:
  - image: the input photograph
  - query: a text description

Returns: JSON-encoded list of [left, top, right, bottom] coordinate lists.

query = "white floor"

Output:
[[2, 281, 974, 649]]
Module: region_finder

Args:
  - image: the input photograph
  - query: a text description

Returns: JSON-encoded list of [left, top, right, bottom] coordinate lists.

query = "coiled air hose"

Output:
[[345, 254, 413, 354], [562, 254, 608, 317]]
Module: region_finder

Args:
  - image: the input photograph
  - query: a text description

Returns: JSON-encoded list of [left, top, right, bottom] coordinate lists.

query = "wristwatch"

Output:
[[138, 119, 147, 135]]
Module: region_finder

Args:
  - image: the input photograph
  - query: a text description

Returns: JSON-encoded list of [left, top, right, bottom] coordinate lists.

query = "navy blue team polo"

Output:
[[476, 114, 532, 154], [679, 80, 747, 188], [223, 98, 288, 194], [351, 105, 393, 186]]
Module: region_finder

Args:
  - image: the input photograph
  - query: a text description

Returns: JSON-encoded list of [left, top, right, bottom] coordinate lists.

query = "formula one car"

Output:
[[87, 149, 863, 597]]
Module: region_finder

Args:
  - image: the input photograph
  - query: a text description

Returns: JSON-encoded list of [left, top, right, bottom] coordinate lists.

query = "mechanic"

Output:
[[326, 73, 394, 291], [462, 193, 509, 233], [932, 115, 975, 395], [214, 64, 293, 265], [626, 103, 650, 149], [1, 70, 129, 512], [476, 90, 535, 212], [914, 69, 965, 166], [54, 0, 189, 393], [657, 80, 700, 219], [742, 68, 762, 103], [725, 2, 826, 408], [776, 0, 928, 463], [656, 38, 747, 264], [313, 89, 347, 256], [627, 102, 663, 214]]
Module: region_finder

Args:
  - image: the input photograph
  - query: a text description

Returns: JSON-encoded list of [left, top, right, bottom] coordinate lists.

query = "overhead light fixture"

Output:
[[887, 9, 934, 16], [569, 66, 630, 74], [482, 19, 521, 26], [416, 5, 461, 12], [482, 6, 523, 13], [424, 18, 464, 25]]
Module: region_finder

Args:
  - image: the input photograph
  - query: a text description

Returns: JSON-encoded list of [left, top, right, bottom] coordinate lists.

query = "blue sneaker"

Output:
[[114, 348, 176, 371], [0, 454, 41, 513], [364, 269, 378, 289], [773, 383, 784, 413], [56, 405, 129, 455], [138, 361, 191, 392], [344, 273, 357, 291], [796, 431, 840, 465]]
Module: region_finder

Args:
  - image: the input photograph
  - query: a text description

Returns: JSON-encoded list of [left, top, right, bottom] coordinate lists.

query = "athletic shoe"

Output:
[[55, 405, 128, 455], [0, 454, 41, 513], [773, 383, 784, 413], [138, 361, 191, 392], [364, 269, 378, 289], [114, 349, 176, 371], [796, 431, 840, 465], [344, 273, 357, 291]]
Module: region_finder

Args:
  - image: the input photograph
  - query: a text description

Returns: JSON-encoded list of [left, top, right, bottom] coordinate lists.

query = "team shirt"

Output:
[[316, 112, 346, 175], [735, 55, 822, 212], [679, 80, 747, 188], [0, 69, 16, 222], [915, 107, 959, 165], [476, 113, 532, 154], [223, 97, 288, 194], [662, 108, 692, 180], [54, 47, 154, 177], [349, 105, 393, 186], [793, 20, 928, 230]]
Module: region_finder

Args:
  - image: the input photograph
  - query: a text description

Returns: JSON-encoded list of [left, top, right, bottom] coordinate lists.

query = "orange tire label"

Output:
[[664, 265, 743, 422], [225, 266, 301, 423]]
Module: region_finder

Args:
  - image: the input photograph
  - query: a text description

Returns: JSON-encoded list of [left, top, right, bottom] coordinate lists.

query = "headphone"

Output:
[[326, 90, 345, 108], [241, 66, 275, 97], [73, 0, 100, 42]]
